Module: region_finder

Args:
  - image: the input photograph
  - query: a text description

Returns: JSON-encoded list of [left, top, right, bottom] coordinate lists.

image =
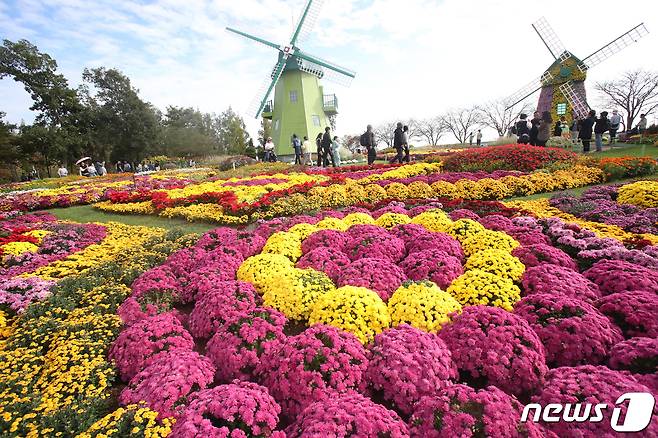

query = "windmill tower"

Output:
[[227, 0, 355, 157], [504, 18, 648, 122]]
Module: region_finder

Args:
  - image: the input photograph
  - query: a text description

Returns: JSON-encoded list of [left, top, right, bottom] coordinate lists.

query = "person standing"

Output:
[[637, 114, 648, 134], [302, 136, 312, 165], [579, 110, 596, 153], [57, 164, 68, 177], [609, 110, 622, 144], [553, 119, 563, 137], [468, 132, 474, 146], [515, 114, 530, 144], [402, 125, 411, 162], [321, 127, 337, 167], [292, 134, 302, 165], [570, 114, 580, 142], [361, 125, 377, 165], [594, 111, 610, 152], [264, 137, 275, 162], [332, 136, 341, 167], [476, 129, 482, 147], [536, 111, 552, 147], [316, 133, 323, 166], [392, 122, 404, 164], [529, 111, 540, 146]]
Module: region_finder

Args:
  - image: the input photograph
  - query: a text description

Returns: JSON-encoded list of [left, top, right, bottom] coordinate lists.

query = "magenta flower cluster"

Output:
[[365, 325, 457, 414], [0, 276, 55, 313], [583, 259, 658, 295], [520, 265, 601, 303], [596, 291, 658, 338], [609, 337, 658, 375], [400, 249, 463, 289]]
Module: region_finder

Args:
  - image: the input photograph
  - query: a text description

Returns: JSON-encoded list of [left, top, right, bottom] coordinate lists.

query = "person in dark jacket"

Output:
[[578, 110, 597, 153], [536, 111, 552, 147], [362, 125, 377, 165], [529, 111, 540, 146], [315, 133, 323, 166], [392, 122, 404, 164], [553, 120, 563, 137], [594, 111, 610, 152], [516, 113, 530, 144], [292, 134, 302, 165], [321, 127, 336, 167]]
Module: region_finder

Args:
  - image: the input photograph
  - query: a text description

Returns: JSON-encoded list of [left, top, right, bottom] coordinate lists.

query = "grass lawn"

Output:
[[595, 143, 658, 158], [50, 205, 218, 233]]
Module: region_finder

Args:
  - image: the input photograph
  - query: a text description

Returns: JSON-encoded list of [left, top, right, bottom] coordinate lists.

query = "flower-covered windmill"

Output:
[[227, 0, 356, 156], [504, 17, 648, 121]]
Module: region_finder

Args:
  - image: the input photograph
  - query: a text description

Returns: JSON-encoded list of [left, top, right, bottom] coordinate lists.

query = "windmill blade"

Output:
[[559, 81, 590, 119], [532, 17, 568, 59], [504, 71, 554, 110], [289, 0, 325, 46], [578, 23, 649, 72], [247, 56, 288, 119], [226, 27, 280, 51], [295, 50, 356, 86]]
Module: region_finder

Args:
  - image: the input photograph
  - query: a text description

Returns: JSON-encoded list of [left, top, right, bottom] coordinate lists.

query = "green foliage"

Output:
[[218, 106, 250, 155]]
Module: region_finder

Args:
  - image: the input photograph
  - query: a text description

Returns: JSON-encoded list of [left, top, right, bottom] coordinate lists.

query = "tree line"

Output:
[[0, 39, 252, 178]]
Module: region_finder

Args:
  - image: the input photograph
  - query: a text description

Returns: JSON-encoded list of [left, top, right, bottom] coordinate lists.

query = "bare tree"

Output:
[[595, 70, 658, 131], [442, 107, 483, 144], [340, 134, 360, 153], [374, 121, 397, 148], [477, 100, 532, 137], [416, 116, 446, 146]]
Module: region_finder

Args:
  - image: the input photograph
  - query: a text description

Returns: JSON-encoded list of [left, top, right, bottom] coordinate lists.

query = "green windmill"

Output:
[[505, 17, 648, 122], [227, 0, 356, 157]]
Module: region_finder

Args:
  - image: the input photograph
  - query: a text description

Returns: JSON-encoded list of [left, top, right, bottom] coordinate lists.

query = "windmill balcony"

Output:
[[262, 100, 274, 119], [323, 94, 338, 115]]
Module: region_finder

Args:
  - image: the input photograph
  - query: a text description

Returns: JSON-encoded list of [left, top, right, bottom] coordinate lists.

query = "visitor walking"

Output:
[[594, 111, 610, 152], [536, 111, 552, 147], [579, 110, 596, 153], [468, 132, 474, 146], [392, 122, 404, 164], [321, 127, 337, 167], [86, 162, 98, 177], [476, 130, 482, 147], [609, 110, 622, 144], [529, 111, 540, 146], [292, 134, 302, 165], [402, 125, 411, 162], [57, 164, 68, 177], [637, 114, 648, 135], [264, 137, 276, 162], [316, 133, 323, 166], [570, 114, 580, 142], [331, 136, 341, 167], [515, 113, 530, 144], [302, 136, 312, 165], [361, 125, 377, 165]]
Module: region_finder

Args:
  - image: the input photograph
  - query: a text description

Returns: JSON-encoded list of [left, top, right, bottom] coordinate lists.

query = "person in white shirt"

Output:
[[609, 110, 622, 144], [86, 163, 97, 177], [301, 136, 313, 165], [99, 161, 107, 176], [264, 137, 276, 162], [331, 136, 341, 167], [57, 165, 68, 177], [476, 130, 483, 147]]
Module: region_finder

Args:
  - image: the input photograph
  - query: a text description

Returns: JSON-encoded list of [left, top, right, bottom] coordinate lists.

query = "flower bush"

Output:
[[119, 350, 215, 418], [309, 286, 391, 343], [608, 337, 658, 375], [0, 276, 55, 313], [460, 230, 519, 257], [109, 312, 195, 382], [296, 247, 350, 282], [365, 325, 457, 414], [262, 268, 335, 321], [409, 384, 547, 438], [596, 291, 658, 338], [513, 294, 623, 367], [520, 265, 601, 303], [337, 258, 407, 301], [387, 281, 462, 332], [343, 231, 406, 263], [400, 250, 463, 289], [439, 306, 547, 397], [77, 404, 175, 438], [583, 259, 658, 295], [511, 244, 577, 270], [256, 324, 368, 418], [170, 381, 283, 438], [206, 307, 286, 382], [465, 249, 525, 281], [447, 270, 521, 311], [617, 180, 658, 208], [286, 393, 409, 437], [532, 366, 658, 436]]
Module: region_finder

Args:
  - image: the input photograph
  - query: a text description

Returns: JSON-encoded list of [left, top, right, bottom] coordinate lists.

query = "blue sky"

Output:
[[1, 0, 657, 142]]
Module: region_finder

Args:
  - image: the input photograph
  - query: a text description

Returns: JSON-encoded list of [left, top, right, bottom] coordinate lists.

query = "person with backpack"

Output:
[[361, 125, 377, 165], [594, 111, 610, 152], [515, 113, 530, 144], [292, 134, 302, 165], [321, 127, 337, 167], [609, 110, 622, 144], [578, 110, 596, 153], [392, 122, 404, 164]]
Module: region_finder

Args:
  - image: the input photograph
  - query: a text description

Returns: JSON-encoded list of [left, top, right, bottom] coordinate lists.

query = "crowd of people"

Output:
[[512, 109, 648, 153], [76, 160, 107, 177]]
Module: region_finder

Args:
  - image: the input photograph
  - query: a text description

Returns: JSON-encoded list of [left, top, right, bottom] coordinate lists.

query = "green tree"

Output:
[[258, 118, 272, 145], [0, 112, 21, 179], [160, 106, 218, 157], [81, 67, 159, 162], [217, 107, 249, 155]]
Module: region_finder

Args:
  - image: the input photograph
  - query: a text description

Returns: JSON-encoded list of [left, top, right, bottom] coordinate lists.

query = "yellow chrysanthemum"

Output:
[[460, 230, 519, 257], [1, 241, 39, 256], [447, 269, 521, 311], [262, 268, 335, 321], [447, 219, 486, 242], [375, 213, 411, 229], [262, 231, 303, 262], [465, 249, 525, 281], [237, 253, 294, 291], [411, 209, 453, 233], [342, 212, 376, 227], [388, 281, 462, 333]]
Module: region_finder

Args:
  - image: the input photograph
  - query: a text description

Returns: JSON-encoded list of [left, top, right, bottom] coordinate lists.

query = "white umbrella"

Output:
[[75, 157, 91, 165]]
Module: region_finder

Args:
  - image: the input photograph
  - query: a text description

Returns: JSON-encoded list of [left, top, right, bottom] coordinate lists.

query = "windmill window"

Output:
[[557, 103, 567, 115], [290, 90, 298, 103], [312, 115, 321, 126]]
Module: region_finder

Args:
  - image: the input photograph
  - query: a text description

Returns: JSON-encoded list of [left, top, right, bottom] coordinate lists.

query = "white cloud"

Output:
[[1, 0, 657, 143]]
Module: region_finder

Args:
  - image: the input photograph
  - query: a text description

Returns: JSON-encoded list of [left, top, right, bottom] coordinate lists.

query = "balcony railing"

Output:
[[323, 94, 338, 114]]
